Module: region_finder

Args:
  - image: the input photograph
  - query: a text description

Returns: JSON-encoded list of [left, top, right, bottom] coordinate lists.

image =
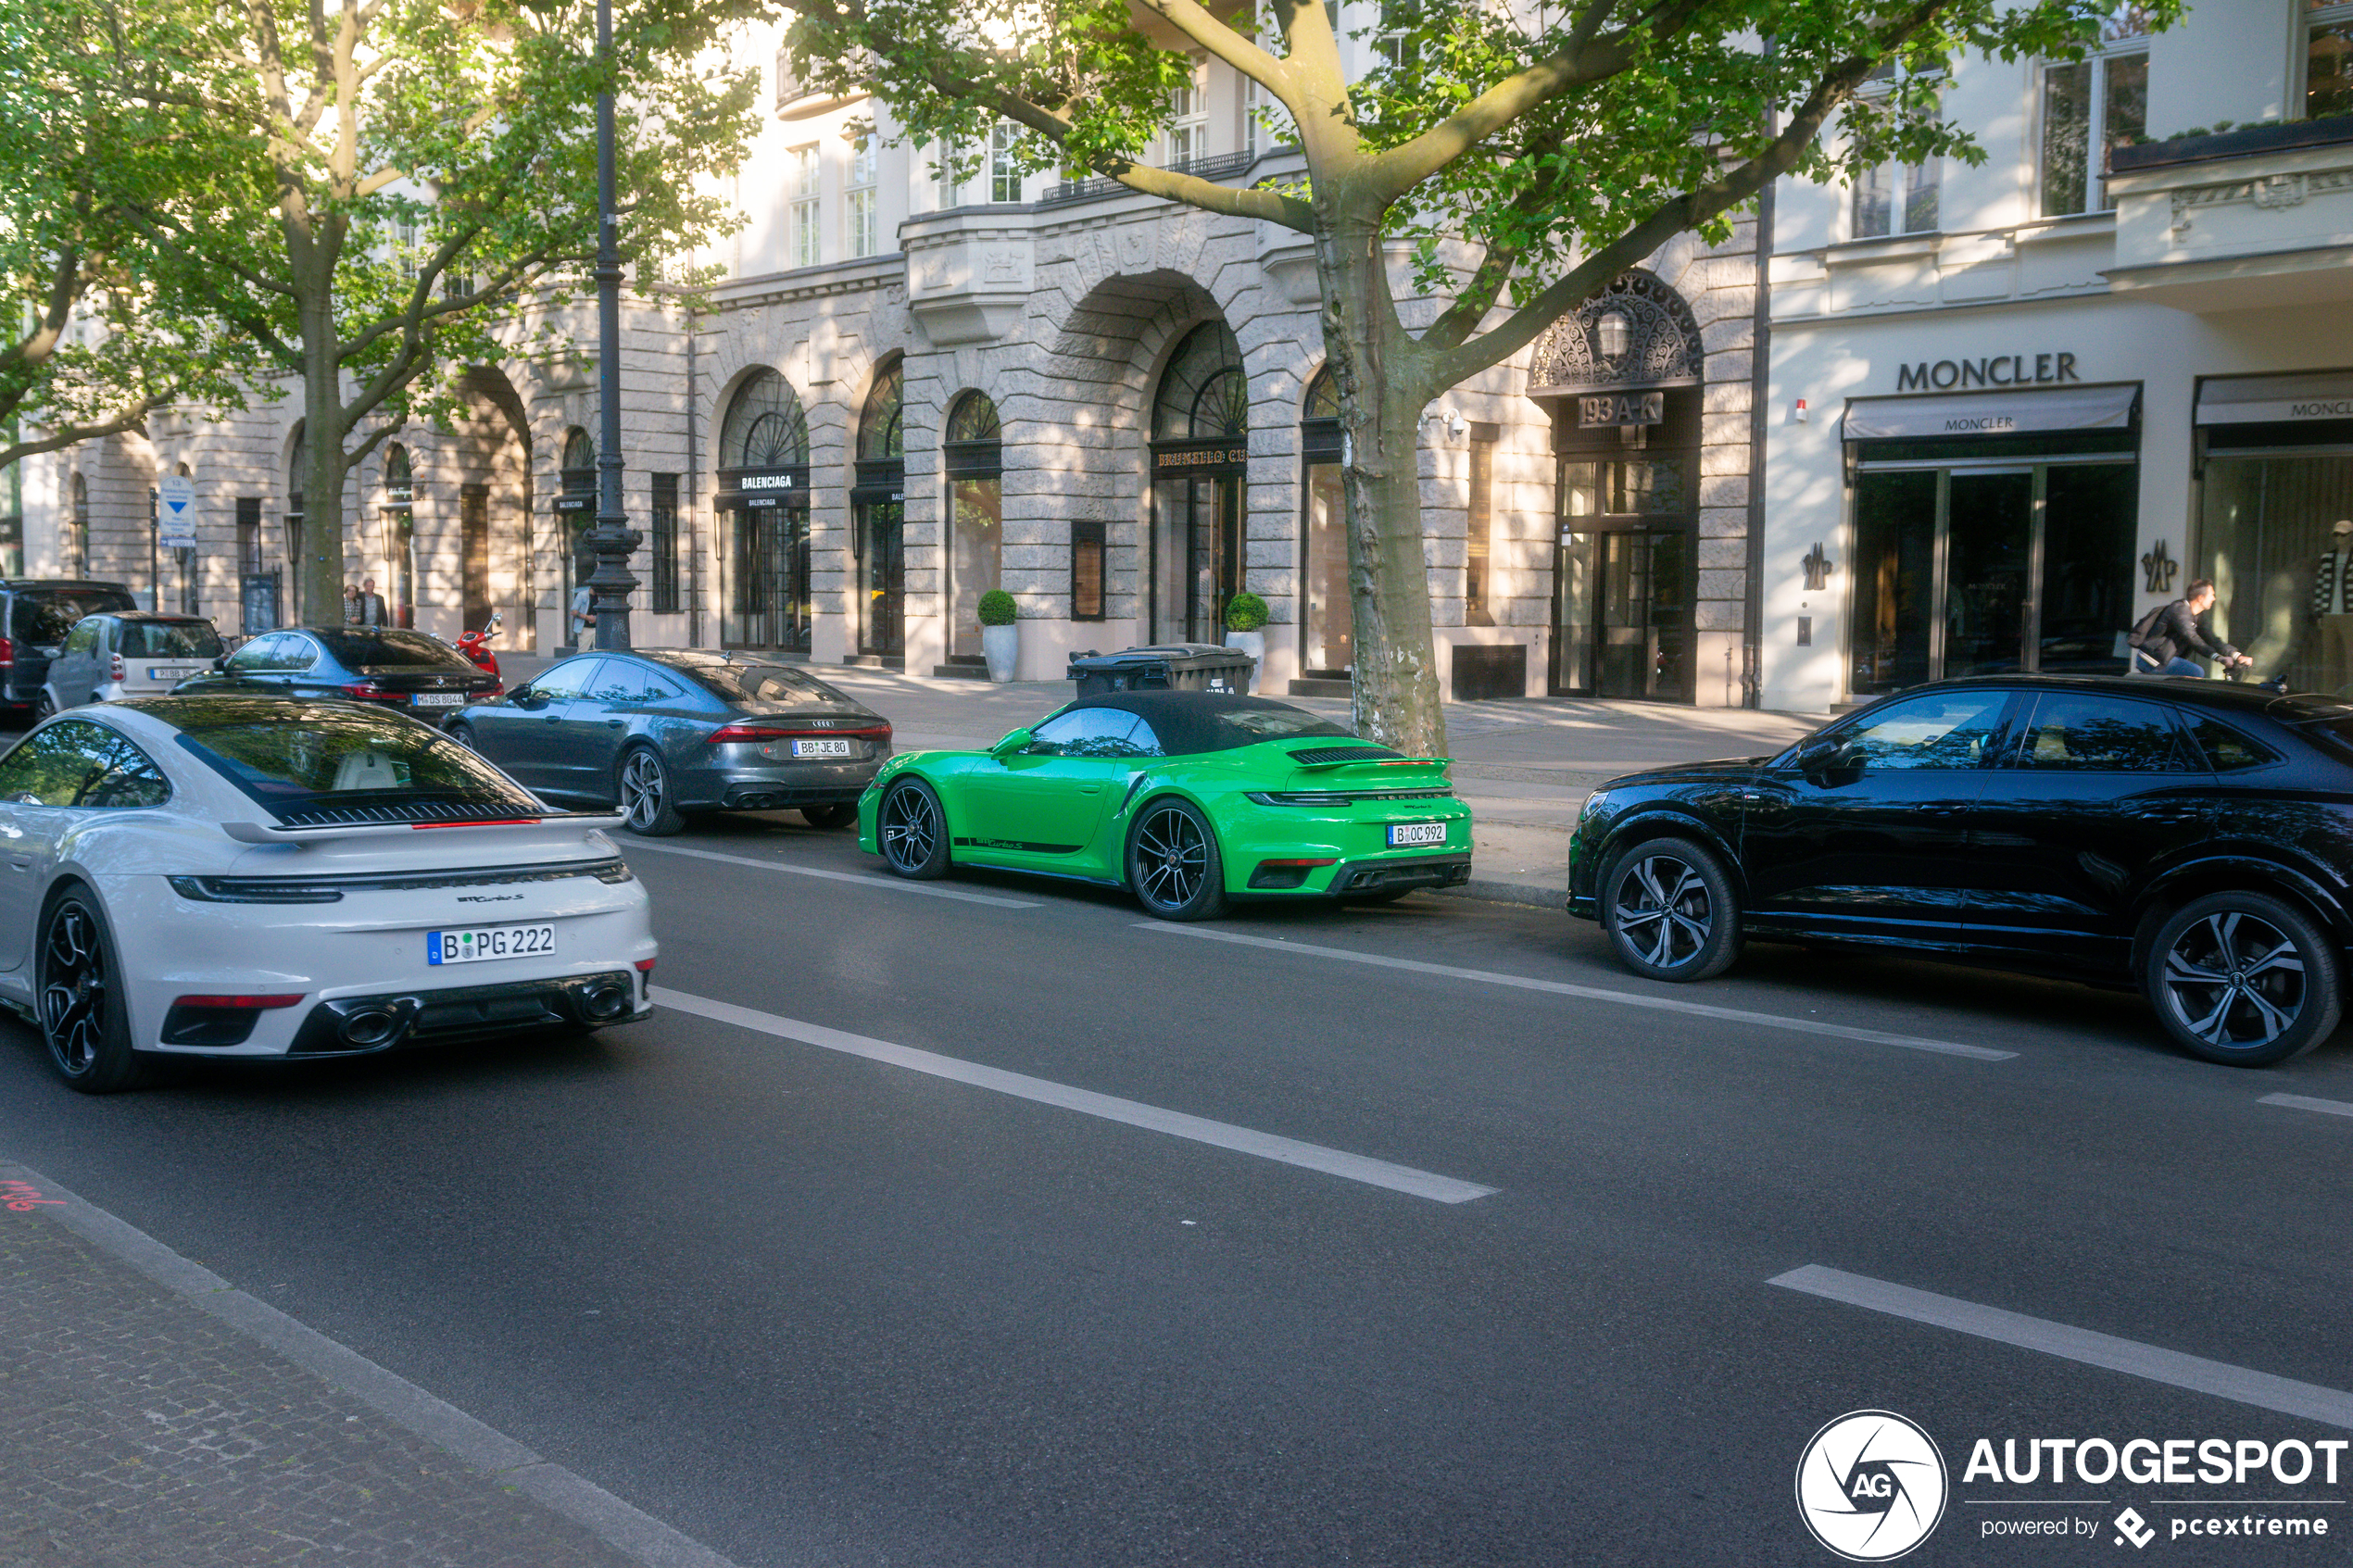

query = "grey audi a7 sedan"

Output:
[[450, 648, 893, 835]]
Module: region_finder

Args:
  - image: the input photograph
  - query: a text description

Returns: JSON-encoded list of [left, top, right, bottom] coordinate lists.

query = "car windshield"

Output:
[[119, 620, 223, 659], [129, 697, 538, 816], [15, 590, 134, 646], [678, 661, 852, 709], [312, 628, 473, 670]]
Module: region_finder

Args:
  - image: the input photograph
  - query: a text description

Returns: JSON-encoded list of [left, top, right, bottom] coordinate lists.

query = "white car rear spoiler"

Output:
[[220, 811, 627, 845]]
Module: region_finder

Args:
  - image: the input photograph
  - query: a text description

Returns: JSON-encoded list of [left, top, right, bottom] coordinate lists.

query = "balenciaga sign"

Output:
[[1898, 353, 2081, 392]]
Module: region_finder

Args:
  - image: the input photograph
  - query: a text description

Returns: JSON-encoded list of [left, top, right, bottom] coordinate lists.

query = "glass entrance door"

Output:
[[1150, 474, 1242, 644], [857, 499, 904, 657], [1552, 527, 1694, 701], [1849, 460, 2134, 698], [724, 504, 811, 653]]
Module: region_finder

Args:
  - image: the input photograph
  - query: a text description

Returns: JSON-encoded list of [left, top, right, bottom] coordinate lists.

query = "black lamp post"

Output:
[[590, 0, 639, 650]]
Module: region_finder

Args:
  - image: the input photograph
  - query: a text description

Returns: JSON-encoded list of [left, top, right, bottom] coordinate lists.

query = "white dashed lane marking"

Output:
[[653, 987, 1500, 1204]]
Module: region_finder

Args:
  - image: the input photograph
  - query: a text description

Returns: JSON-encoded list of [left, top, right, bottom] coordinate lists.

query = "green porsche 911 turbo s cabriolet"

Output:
[[855, 690, 1472, 920]]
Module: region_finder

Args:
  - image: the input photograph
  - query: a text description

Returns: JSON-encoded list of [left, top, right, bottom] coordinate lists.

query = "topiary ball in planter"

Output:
[[977, 588, 1018, 627], [1224, 592, 1269, 633]]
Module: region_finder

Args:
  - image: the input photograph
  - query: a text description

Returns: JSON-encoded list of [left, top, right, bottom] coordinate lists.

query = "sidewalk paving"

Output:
[[0, 1164, 727, 1568]]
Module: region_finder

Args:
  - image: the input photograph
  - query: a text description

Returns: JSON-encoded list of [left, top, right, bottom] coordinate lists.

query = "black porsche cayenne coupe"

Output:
[[1567, 676, 2353, 1067]]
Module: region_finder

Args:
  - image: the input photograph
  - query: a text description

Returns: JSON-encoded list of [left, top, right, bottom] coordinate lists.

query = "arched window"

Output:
[[944, 392, 1002, 663], [1152, 322, 1248, 442], [381, 445, 415, 628], [858, 360, 904, 460], [68, 471, 88, 577], [854, 359, 906, 658], [721, 370, 810, 469], [1299, 368, 1350, 675], [560, 428, 594, 482]]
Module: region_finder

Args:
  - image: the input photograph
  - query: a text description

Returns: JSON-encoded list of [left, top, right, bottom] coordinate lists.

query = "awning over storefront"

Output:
[[2195, 371, 2353, 425], [1842, 384, 2140, 441]]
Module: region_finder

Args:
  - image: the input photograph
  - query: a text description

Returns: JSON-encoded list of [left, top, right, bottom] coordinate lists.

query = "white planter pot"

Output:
[[1224, 630, 1265, 694], [982, 622, 1019, 683]]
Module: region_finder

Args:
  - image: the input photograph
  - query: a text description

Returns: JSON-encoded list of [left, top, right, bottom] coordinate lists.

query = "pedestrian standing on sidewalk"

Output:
[[342, 583, 362, 624], [2131, 579, 2254, 678]]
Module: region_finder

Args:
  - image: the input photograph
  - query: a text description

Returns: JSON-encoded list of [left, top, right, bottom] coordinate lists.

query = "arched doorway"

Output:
[[442, 369, 534, 644], [555, 429, 595, 642], [381, 446, 416, 628], [67, 471, 89, 579], [1529, 270, 1702, 702], [853, 360, 905, 660], [1298, 369, 1350, 676], [943, 391, 1001, 663], [716, 370, 812, 653], [1150, 322, 1248, 645]]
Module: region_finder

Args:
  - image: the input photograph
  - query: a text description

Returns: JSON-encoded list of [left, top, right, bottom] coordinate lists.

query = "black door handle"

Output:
[[545, 714, 561, 723], [605, 720, 623, 728]]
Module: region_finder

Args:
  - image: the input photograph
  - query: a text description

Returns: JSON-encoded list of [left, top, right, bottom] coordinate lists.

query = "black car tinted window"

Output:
[[120, 620, 224, 659], [1838, 691, 2009, 770], [141, 698, 537, 815], [313, 628, 472, 670], [2188, 717, 2282, 772], [224, 633, 282, 672], [2013, 694, 2188, 771], [14, 590, 135, 646], [683, 662, 851, 709], [0, 720, 168, 808]]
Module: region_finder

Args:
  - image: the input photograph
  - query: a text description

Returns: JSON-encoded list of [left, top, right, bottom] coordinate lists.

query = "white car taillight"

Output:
[[109, 652, 124, 682]]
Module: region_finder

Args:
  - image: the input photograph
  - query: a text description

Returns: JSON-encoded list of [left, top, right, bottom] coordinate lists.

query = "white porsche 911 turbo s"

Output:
[[0, 694, 655, 1092]]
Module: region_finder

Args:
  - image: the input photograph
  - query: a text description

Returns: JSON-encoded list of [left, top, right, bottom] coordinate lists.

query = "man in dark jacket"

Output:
[[2135, 579, 2253, 677]]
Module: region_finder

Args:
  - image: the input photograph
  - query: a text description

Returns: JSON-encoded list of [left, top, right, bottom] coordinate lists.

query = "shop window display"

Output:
[[2200, 452, 2353, 696]]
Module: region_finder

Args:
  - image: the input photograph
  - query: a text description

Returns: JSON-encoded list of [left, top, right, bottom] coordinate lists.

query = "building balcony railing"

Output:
[[1040, 150, 1260, 208], [2106, 116, 2353, 312]]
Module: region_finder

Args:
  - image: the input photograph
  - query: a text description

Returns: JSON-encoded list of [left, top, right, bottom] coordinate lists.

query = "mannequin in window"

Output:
[[2314, 519, 2353, 692]]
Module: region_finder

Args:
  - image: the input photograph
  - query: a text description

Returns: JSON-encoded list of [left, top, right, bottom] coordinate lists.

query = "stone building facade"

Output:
[[23, 16, 1766, 706]]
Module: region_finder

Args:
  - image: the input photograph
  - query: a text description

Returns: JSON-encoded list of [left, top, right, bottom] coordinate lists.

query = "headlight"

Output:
[[1579, 789, 1612, 820]]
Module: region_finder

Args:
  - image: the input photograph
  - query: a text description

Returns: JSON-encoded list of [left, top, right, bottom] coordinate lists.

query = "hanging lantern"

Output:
[[1596, 311, 1631, 359]]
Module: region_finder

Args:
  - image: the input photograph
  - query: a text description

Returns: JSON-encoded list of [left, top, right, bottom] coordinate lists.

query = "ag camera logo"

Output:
[[1796, 1411, 1949, 1562]]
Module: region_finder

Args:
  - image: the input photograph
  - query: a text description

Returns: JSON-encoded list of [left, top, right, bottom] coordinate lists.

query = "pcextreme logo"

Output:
[[1796, 1411, 1950, 1562]]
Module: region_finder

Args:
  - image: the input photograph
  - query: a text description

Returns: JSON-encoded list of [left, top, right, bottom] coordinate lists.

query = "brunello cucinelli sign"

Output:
[[1898, 353, 2082, 392], [1153, 444, 1248, 473], [1578, 391, 1664, 427]]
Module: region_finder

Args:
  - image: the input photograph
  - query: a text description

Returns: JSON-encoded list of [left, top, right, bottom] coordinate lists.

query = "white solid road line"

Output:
[[1138, 924, 2013, 1061], [0, 1160, 743, 1568], [653, 986, 1501, 1204], [626, 840, 1041, 908], [1770, 1264, 2353, 1430], [2260, 1092, 2353, 1120]]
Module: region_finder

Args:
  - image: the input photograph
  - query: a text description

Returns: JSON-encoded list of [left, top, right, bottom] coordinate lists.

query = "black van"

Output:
[[0, 581, 140, 711]]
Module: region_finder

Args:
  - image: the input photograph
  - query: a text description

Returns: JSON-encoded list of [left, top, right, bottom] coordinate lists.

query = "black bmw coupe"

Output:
[[1567, 676, 2353, 1067]]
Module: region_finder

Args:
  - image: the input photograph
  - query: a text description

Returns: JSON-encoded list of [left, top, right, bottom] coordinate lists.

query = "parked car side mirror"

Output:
[[990, 727, 1035, 757], [1794, 734, 1850, 774], [209, 656, 227, 672]]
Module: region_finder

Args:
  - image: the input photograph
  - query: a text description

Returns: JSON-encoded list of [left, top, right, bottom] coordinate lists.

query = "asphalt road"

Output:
[[6, 811, 2353, 1565]]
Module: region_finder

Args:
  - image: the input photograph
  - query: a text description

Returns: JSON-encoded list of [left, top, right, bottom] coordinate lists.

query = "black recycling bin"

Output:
[[1066, 643, 1257, 696]]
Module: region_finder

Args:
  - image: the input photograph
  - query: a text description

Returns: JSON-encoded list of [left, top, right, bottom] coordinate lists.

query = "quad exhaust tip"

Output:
[[582, 983, 633, 1022]]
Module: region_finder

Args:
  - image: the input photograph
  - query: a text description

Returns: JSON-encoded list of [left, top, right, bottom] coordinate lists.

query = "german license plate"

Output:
[[426, 924, 555, 964], [412, 692, 465, 708], [1388, 822, 1447, 847], [791, 737, 852, 759], [147, 666, 201, 681]]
